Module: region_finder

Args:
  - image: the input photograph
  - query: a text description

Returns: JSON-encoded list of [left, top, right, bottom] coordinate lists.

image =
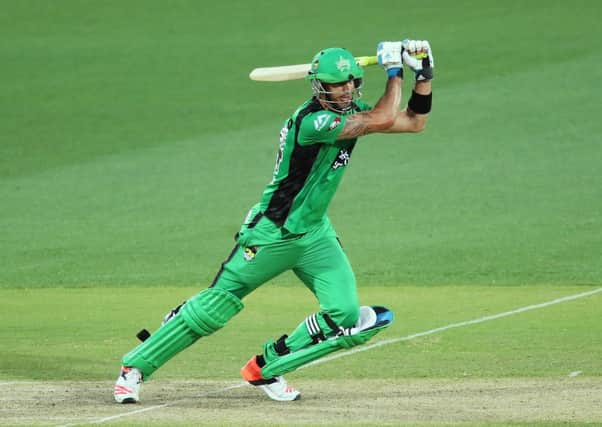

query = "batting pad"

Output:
[[122, 288, 243, 378], [261, 306, 393, 379]]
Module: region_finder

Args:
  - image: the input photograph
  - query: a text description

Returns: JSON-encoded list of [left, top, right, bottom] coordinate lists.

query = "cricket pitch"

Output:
[[1, 378, 601, 426]]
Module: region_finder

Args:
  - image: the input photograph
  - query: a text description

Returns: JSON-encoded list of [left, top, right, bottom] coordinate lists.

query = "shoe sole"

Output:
[[258, 385, 301, 402]]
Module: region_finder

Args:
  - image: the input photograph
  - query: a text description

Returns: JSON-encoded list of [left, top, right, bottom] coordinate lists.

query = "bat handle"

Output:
[[355, 56, 378, 67]]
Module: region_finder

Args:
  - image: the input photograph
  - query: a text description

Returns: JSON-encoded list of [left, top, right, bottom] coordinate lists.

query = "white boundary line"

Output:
[[89, 404, 168, 424], [55, 286, 601, 426], [304, 286, 602, 368]]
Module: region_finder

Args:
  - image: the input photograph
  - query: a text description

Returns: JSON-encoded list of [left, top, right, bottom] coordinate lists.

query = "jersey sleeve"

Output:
[[297, 110, 347, 145], [354, 99, 373, 112]]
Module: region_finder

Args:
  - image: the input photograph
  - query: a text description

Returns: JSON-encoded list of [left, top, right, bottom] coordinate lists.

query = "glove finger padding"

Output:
[[402, 39, 434, 80]]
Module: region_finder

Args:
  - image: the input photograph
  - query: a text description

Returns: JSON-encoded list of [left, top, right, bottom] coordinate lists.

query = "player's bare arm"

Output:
[[383, 79, 432, 133], [384, 40, 434, 134], [339, 39, 434, 137], [336, 42, 405, 140], [336, 76, 402, 140]]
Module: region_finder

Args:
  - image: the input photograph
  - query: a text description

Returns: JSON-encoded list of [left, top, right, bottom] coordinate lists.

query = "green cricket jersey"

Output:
[[257, 97, 372, 234]]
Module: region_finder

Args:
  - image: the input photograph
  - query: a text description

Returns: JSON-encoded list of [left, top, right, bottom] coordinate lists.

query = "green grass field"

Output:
[[1, 0, 602, 425]]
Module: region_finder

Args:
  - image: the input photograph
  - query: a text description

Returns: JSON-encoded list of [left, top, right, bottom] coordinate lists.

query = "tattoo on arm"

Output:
[[337, 114, 369, 140]]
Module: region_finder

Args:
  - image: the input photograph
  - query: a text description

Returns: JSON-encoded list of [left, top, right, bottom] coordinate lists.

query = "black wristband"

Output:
[[407, 90, 432, 114]]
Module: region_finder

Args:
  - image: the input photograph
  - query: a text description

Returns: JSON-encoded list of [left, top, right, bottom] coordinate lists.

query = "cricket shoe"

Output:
[[240, 355, 300, 401], [114, 366, 143, 403]]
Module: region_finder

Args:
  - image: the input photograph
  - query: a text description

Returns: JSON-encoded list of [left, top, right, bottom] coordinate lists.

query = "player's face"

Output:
[[323, 79, 355, 111]]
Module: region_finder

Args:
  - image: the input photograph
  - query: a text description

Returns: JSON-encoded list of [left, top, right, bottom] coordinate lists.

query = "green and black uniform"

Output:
[[211, 96, 372, 359], [121, 96, 375, 378], [120, 46, 401, 381]]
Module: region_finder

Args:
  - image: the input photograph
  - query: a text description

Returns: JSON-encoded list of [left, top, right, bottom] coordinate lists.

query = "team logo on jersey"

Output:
[[332, 148, 351, 169], [314, 113, 330, 131], [243, 246, 258, 261], [328, 117, 341, 131], [336, 56, 351, 72]]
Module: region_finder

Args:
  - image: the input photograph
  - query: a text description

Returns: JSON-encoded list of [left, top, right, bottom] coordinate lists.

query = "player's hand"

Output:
[[402, 39, 434, 81], [377, 41, 403, 78]]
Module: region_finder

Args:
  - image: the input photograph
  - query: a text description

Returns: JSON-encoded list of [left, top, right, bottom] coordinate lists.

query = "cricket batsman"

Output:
[[114, 39, 434, 403]]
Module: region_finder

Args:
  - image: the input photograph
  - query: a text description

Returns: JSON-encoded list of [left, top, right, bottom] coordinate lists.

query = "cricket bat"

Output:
[[249, 56, 378, 82]]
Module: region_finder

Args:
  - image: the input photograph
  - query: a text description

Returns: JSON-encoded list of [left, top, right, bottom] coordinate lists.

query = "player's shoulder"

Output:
[[292, 97, 328, 120], [290, 97, 335, 127], [300, 108, 343, 136], [299, 99, 369, 135]]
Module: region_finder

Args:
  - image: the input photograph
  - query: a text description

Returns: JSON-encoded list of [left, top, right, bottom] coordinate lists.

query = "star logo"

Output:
[[336, 56, 351, 72]]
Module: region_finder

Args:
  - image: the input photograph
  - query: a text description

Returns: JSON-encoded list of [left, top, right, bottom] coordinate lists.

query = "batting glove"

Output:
[[377, 41, 403, 78], [402, 39, 434, 81]]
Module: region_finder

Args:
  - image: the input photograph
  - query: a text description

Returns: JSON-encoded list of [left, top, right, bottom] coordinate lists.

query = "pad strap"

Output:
[[273, 334, 291, 355]]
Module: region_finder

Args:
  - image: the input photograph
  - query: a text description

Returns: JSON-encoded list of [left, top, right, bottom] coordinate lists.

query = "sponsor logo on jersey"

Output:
[[243, 246, 258, 261], [332, 148, 351, 169], [328, 117, 341, 131], [314, 113, 330, 131]]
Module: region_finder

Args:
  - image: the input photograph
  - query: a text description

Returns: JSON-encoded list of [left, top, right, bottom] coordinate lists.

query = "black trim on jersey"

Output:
[[247, 212, 263, 229], [265, 98, 324, 226], [209, 244, 240, 288]]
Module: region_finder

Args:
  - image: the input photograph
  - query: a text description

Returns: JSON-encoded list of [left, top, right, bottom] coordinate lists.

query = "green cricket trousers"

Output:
[[211, 211, 360, 353], [121, 210, 361, 377]]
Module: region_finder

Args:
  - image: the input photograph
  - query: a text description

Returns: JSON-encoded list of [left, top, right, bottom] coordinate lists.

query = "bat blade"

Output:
[[249, 56, 378, 82], [249, 63, 310, 82]]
